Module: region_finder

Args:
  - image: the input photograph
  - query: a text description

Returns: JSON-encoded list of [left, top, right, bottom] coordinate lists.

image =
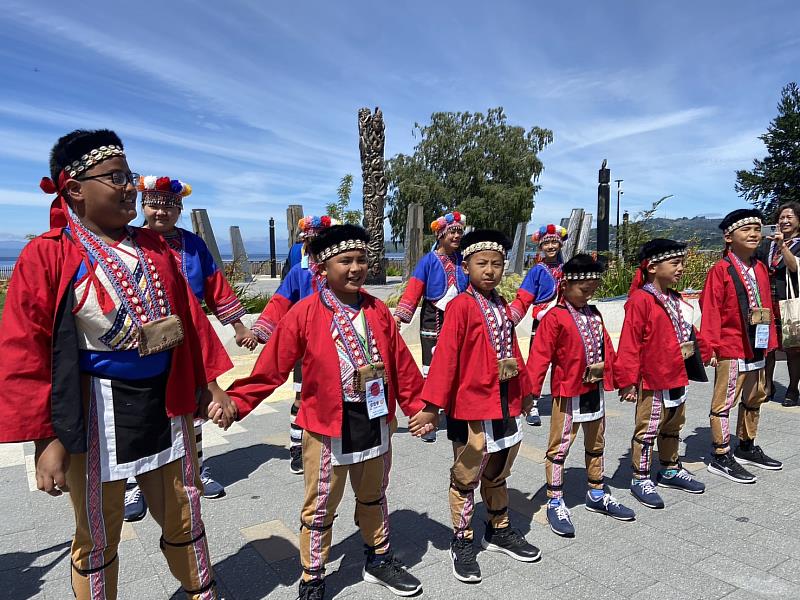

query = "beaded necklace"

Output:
[[468, 285, 513, 360], [71, 217, 170, 325], [321, 286, 380, 368], [565, 301, 603, 365], [643, 283, 691, 344], [728, 252, 762, 308]]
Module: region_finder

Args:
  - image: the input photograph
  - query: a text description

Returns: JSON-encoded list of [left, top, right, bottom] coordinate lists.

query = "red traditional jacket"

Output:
[[421, 292, 533, 420], [698, 256, 777, 363], [0, 225, 232, 447], [527, 304, 617, 398], [227, 290, 425, 437], [615, 288, 696, 391]]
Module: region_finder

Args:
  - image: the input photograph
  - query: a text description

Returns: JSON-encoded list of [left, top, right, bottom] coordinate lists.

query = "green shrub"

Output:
[[385, 264, 403, 277], [497, 273, 522, 302]]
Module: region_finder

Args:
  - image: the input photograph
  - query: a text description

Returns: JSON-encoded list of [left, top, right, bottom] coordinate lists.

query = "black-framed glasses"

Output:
[[78, 170, 140, 187]]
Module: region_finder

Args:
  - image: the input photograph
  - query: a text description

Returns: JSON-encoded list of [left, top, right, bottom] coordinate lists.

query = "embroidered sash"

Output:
[[642, 283, 691, 344], [468, 286, 513, 360], [565, 302, 604, 365]]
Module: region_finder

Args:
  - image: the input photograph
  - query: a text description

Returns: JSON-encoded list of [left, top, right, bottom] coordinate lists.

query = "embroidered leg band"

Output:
[[302, 566, 326, 576], [710, 410, 729, 418], [587, 477, 604, 485], [585, 450, 604, 457], [631, 436, 653, 447], [364, 538, 391, 551], [546, 483, 563, 491], [72, 555, 118, 576]]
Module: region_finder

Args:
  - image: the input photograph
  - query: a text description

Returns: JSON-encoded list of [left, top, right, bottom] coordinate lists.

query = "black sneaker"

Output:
[[123, 483, 147, 522], [481, 523, 542, 562], [707, 452, 757, 483], [363, 554, 422, 596], [734, 445, 783, 471], [298, 578, 325, 600], [289, 445, 304, 474], [450, 537, 481, 583]]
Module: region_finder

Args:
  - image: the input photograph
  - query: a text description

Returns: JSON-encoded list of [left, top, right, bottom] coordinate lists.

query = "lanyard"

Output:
[[469, 286, 513, 359], [321, 286, 379, 368], [565, 301, 603, 365], [643, 283, 691, 344]]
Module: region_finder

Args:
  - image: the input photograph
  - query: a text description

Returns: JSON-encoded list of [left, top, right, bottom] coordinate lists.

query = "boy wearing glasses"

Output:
[[0, 129, 232, 599]]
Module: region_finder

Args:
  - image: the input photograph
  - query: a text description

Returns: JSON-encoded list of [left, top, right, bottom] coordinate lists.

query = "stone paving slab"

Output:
[[4, 351, 800, 599]]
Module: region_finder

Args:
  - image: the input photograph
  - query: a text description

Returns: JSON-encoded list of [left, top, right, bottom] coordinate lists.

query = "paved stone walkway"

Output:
[[2, 344, 800, 600]]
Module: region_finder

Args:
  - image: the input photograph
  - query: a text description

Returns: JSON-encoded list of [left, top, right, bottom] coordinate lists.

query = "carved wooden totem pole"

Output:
[[358, 107, 387, 284]]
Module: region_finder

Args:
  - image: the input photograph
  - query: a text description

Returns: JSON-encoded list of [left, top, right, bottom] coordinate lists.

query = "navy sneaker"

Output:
[[585, 491, 636, 521], [123, 483, 147, 522], [546, 499, 575, 537], [526, 406, 542, 427], [363, 553, 422, 596], [630, 479, 665, 509], [734, 444, 783, 471], [656, 468, 706, 494], [200, 465, 226, 499]]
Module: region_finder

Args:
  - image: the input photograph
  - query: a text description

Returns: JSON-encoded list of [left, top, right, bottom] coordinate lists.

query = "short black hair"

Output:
[[49, 129, 123, 181], [309, 224, 370, 259]]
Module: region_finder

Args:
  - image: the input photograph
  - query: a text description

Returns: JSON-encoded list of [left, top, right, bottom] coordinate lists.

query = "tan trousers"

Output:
[[299, 426, 394, 581], [710, 359, 766, 454], [66, 415, 216, 600], [545, 397, 605, 499], [631, 390, 686, 479], [449, 421, 519, 540]]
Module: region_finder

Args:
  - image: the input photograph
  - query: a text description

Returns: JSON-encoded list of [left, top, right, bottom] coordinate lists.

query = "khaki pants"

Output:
[[545, 397, 605, 499], [299, 426, 394, 581], [710, 360, 766, 455], [66, 415, 216, 600], [631, 390, 686, 479], [449, 421, 519, 540]]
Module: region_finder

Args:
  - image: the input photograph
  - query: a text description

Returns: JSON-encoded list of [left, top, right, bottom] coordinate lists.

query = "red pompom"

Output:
[[39, 177, 58, 194], [156, 177, 171, 191], [321, 216, 331, 227], [546, 224, 556, 234], [452, 211, 461, 221]]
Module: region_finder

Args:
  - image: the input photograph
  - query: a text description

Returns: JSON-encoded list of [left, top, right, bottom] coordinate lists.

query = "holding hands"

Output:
[[619, 385, 638, 403], [409, 404, 439, 437], [199, 382, 239, 430]]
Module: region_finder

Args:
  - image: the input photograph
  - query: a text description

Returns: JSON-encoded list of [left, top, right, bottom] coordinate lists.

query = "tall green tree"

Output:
[[386, 107, 553, 241], [326, 174, 362, 224], [736, 82, 800, 218]]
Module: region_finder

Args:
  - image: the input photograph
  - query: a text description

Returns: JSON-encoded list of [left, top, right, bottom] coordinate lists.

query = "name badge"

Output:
[[365, 378, 389, 419], [755, 324, 770, 349]]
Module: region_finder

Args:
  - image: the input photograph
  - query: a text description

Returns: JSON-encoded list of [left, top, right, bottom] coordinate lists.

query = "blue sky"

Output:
[[0, 0, 798, 249]]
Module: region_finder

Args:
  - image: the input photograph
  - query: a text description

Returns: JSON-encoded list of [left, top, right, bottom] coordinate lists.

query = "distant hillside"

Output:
[[580, 216, 724, 251]]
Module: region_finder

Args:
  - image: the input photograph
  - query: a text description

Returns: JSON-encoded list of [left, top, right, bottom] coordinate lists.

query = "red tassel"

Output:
[[39, 177, 58, 194], [627, 261, 648, 297]]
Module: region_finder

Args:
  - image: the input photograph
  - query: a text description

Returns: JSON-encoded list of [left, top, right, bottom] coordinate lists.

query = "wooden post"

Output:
[[507, 222, 528, 275], [561, 208, 584, 261], [286, 205, 304, 249], [358, 107, 387, 285], [403, 203, 424, 280], [269, 217, 277, 278], [576, 213, 593, 253], [190, 209, 224, 270], [230, 226, 253, 283]]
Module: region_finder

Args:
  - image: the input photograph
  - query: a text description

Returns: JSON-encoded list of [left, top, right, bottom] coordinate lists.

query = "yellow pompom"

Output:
[[181, 183, 192, 197]]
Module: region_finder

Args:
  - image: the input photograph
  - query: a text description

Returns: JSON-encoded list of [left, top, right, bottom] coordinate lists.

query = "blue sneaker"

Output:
[[546, 499, 575, 537], [526, 406, 542, 427], [585, 491, 636, 521], [630, 479, 665, 509], [123, 483, 147, 522], [200, 465, 226, 499], [656, 467, 706, 494]]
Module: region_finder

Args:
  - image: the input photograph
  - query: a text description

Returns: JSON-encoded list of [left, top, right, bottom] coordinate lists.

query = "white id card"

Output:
[[365, 378, 389, 419], [755, 324, 770, 349]]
